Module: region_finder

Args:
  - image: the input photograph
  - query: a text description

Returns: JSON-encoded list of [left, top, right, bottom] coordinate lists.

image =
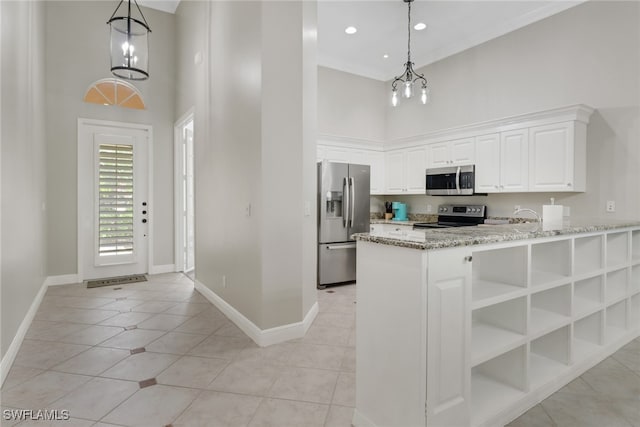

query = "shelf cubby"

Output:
[[605, 300, 628, 343], [530, 326, 570, 389], [471, 346, 527, 426], [531, 240, 571, 287], [606, 268, 628, 303], [572, 310, 603, 362], [607, 232, 629, 268], [471, 297, 527, 366], [632, 230, 640, 263], [574, 235, 603, 277], [573, 275, 603, 318], [530, 285, 571, 338], [632, 265, 640, 295], [472, 246, 528, 308]]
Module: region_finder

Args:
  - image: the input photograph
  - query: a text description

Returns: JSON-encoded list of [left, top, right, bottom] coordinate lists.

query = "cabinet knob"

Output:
[[494, 185, 499, 189], [567, 183, 572, 187], [464, 256, 473, 262]]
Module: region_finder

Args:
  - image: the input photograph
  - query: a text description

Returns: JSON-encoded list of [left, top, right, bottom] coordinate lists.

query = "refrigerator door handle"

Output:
[[456, 166, 461, 194], [349, 176, 355, 227], [326, 243, 357, 250], [342, 177, 349, 228]]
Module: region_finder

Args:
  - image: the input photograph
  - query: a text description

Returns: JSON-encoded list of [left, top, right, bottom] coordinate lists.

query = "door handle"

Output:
[[349, 176, 355, 228], [342, 177, 348, 228], [142, 219, 147, 223], [326, 243, 356, 250], [456, 166, 461, 194]]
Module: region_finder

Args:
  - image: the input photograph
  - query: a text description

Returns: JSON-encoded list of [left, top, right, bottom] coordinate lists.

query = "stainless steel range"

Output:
[[413, 204, 487, 229]]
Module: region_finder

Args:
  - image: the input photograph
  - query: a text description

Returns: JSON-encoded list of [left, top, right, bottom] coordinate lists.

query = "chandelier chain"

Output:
[[407, 0, 412, 63]]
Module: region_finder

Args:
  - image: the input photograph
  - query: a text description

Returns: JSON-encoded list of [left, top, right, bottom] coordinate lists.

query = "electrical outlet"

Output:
[[222, 275, 227, 288], [245, 204, 252, 217], [304, 201, 311, 217], [606, 201, 616, 212], [563, 206, 570, 217], [426, 204, 433, 213]]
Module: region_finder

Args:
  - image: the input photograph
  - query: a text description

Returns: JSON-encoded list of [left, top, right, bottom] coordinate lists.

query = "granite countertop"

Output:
[[370, 219, 424, 225], [354, 218, 640, 250]]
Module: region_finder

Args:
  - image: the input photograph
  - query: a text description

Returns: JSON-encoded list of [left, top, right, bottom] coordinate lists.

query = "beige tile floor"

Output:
[[0, 273, 637, 426]]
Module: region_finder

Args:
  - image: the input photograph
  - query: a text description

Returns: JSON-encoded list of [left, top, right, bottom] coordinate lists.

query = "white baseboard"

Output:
[[44, 274, 80, 286], [0, 280, 48, 387], [149, 264, 176, 275], [194, 280, 318, 347]]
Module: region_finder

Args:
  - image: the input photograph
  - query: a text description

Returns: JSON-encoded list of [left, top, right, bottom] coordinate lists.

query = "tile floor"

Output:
[[0, 273, 637, 426]]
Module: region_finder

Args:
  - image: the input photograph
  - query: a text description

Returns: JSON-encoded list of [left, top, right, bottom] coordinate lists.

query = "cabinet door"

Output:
[[501, 129, 529, 192], [368, 151, 385, 195], [427, 142, 450, 168], [451, 137, 475, 165], [426, 248, 472, 426], [474, 133, 501, 193], [405, 146, 427, 193], [385, 150, 405, 193], [529, 122, 574, 191]]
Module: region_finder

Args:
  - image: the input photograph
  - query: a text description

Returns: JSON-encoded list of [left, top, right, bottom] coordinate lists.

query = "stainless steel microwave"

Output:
[[425, 165, 476, 196]]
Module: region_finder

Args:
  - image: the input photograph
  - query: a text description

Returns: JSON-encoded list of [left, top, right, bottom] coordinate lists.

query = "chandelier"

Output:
[[107, 0, 151, 81], [391, 0, 429, 106]]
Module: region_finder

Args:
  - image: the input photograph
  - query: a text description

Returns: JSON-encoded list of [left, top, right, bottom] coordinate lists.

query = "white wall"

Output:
[[384, 1, 640, 220], [1, 1, 47, 357], [179, 1, 317, 330], [44, 1, 177, 276], [318, 66, 386, 142]]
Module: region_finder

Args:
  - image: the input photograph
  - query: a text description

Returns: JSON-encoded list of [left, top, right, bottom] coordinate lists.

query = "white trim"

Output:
[[174, 109, 195, 272], [44, 274, 80, 287], [384, 104, 594, 149], [77, 118, 153, 281], [194, 280, 319, 347], [149, 264, 176, 275], [318, 133, 385, 151], [0, 280, 47, 387]]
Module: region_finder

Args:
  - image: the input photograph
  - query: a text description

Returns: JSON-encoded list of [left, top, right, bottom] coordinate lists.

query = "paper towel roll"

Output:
[[543, 204, 563, 231]]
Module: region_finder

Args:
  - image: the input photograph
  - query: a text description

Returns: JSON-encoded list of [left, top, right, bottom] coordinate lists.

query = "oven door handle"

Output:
[[455, 166, 461, 194]]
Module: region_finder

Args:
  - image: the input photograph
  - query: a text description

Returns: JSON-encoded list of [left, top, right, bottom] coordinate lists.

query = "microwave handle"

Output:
[[456, 166, 461, 194]]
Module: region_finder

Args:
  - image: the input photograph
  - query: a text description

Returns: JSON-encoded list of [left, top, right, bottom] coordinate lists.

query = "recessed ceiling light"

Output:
[[345, 26, 357, 35], [383, 54, 389, 59], [414, 22, 427, 31]]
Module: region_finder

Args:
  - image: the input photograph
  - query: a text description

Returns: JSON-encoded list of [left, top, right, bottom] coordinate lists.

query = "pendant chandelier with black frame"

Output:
[[391, 0, 430, 106], [107, 0, 152, 81]]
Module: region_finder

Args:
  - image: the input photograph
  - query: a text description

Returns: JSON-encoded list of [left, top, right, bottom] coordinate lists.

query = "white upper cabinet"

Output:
[[368, 151, 385, 195], [529, 122, 585, 192], [501, 129, 529, 192], [475, 131, 528, 193], [427, 137, 475, 168], [474, 133, 501, 193], [385, 146, 427, 194]]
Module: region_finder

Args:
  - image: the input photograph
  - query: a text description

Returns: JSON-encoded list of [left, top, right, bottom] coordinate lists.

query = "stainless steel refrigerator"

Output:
[[317, 161, 370, 288]]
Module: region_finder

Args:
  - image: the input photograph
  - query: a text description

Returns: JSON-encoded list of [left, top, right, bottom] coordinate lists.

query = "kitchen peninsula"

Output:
[[352, 220, 640, 427]]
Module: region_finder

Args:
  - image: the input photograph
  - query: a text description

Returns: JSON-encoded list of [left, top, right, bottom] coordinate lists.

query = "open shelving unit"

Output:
[[573, 275, 603, 318], [530, 285, 571, 338], [531, 239, 571, 288], [530, 326, 570, 389], [607, 232, 629, 269], [466, 229, 639, 426], [574, 235, 603, 277], [470, 346, 527, 426], [572, 310, 603, 362], [606, 300, 628, 343], [471, 297, 527, 366], [607, 268, 628, 303], [471, 246, 527, 309]]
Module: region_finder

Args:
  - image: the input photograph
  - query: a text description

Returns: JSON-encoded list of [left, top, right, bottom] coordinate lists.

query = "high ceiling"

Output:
[[139, 0, 585, 82]]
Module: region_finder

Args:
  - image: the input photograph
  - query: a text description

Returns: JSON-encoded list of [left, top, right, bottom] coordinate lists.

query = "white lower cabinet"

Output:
[[355, 227, 640, 427]]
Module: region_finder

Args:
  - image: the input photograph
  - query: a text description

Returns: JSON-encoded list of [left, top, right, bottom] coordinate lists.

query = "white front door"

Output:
[[78, 120, 150, 280]]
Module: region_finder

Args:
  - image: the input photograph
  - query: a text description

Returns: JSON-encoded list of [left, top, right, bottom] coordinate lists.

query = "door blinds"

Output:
[[98, 144, 134, 256]]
